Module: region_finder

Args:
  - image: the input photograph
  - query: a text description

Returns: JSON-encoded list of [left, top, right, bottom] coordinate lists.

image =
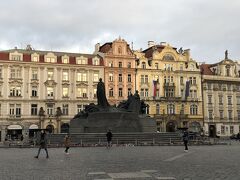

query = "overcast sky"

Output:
[[0, 0, 239, 63]]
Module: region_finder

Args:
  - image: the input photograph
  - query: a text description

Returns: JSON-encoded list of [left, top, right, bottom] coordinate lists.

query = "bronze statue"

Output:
[[97, 78, 109, 108], [225, 50, 228, 59]]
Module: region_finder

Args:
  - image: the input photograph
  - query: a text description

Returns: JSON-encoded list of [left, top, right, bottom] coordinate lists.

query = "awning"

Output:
[[7, 125, 22, 130], [29, 124, 39, 130]]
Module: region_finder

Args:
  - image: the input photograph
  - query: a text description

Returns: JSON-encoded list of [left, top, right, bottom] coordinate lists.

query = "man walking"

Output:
[[64, 134, 71, 154], [182, 130, 189, 152], [34, 130, 49, 158], [106, 129, 113, 148]]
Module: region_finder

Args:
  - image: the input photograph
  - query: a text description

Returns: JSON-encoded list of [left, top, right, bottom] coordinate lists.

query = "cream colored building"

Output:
[[0, 47, 104, 142], [135, 42, 203, 132], [201, 52, 240, 137], [95, 37, 136, 105]]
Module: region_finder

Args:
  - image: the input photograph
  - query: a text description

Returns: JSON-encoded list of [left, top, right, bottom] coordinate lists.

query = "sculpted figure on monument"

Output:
[[97, 78, 110, 108], [128, 90, 141, 114]]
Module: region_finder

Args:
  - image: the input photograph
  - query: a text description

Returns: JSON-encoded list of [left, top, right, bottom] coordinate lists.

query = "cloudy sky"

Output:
[[0, 0, 239, 63]]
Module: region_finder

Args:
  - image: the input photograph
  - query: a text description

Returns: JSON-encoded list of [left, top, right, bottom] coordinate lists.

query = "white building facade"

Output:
[[0, 48, 104, 142]]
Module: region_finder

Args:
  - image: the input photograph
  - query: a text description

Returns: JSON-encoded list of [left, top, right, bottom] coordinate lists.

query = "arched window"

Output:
[[156, 104, 160, 114], [225, 65, 230, 76], [167, 104, 175, 114], [190, 104, 198, 115], [142, 62, 146, 69], [46, 124, 54, 134]]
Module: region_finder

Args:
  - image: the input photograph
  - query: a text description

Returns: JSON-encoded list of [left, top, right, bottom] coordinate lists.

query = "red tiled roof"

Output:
[[99, 43, 112, 53], [200, 64, 214, 75], [142, 45, 165, 58]]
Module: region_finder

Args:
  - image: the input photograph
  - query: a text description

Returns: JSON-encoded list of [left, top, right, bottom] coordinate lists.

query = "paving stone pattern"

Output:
[[0, 143, 240, 180]]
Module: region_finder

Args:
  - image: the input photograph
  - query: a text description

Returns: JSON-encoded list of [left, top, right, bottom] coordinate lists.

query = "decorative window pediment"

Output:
[[163, 54, 175, 61]]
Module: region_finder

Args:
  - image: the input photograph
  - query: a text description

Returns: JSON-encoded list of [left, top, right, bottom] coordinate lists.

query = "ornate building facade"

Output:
[[201, 51, 240, 137], [96, 37, 136, 105], [135, 42, 203, 132], [0, 47, 104, 142]]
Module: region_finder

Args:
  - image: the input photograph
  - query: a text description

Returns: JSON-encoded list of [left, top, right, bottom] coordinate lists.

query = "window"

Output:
[[127, 74, 131, 82], [109, 73, 113, 82], [62, 71, 69, 81], [228, 110, 232, 120], [156, 89, 160, 97], [11, 55, 21, 61], [109, 88, 114, 97], [142, 62, 146, 69], [221, 126, 225, 135], [47, 70, 54, 80], [208, 110, 213, 120], [10, 87, 21, 96], [226, 66, 230, 76], [190, 104, 198, 115], [165, 88, 174, 97], [119, 88, 123, 97], [93, 58, 99, 65], [219, 110, 224, 120], [62, 104, 69, 115], [237, 96, 240, 105], [31, 104, 38, 116], [145, 89, 149, 97], [140, 89, 149, 97], [62, 87, 69, 97], [127, 62, 131, 68], [180, 64, 183, 71], [47, 104, 54, 116], [119, 74, 123, 82], [109, 62, 113, 67], [9, 104, 21, 118], [32, 86, 38, 97], [180, 104, 184, 115], [76, 57, 87, 64], [189, 77, 196, 85], [32, 56, 38, 62], [93, 89, 97, 98], [93, 73, 99, 82], [127, 88, 132, 96], [32, 69, 38, 80], [180, 77, 183, 84], [119, 62, 122, 68], [208, 95, 212, 104], [77, 72, 87, 81], [10, 67, 21, 79], [77, 88, 87, 98], [47, 87, 54, 97], [207, 83, 211, 90], [227, 84, 231, 91], [230, 126, 234, 134], [77, 104, 86, 113], [237, 110, 240, 120], [140, 89, 144, 97], [156, 104, 160, 114], [219, 95, 223, 104], [45, 57, 56, 63], [228, 96, 232, 105], [145, 75, 148, 83], [62, 58, 69, 64], [167, 104, 175, 115], [155, 63, 159, 69], [181, 89, 184, 97]]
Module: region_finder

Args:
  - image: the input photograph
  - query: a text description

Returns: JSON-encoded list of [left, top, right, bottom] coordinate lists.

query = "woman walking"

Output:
[[34, 130, 49, 158], [64, 134, 71, 154]]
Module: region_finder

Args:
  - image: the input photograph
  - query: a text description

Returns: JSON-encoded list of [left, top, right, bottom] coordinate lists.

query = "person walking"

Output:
[[64, 134, 71, 154], [182, 130, 189, 152], [34, 130, 49, 159], [106, 129, 113, 148]]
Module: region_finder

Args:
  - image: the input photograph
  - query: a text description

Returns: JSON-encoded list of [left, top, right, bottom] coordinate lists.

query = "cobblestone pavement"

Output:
[[1, 142, 240, 180]]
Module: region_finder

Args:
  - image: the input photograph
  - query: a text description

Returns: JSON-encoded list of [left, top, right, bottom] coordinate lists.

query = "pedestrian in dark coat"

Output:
[[106, 130, 113, 148], [183, 130, 189, 152], [64, 134, 71, 154], [34, 130, 49, 158]]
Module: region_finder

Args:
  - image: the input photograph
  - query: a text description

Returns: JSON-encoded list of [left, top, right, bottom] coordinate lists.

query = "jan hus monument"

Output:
[[70, 78, 156, 133]]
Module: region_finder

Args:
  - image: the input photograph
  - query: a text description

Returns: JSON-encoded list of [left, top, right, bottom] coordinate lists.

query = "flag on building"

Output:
[[153, 80, 158, 97], [185, 80, 190, 99]]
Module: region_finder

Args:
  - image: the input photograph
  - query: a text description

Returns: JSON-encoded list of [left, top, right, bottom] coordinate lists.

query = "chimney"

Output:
[[95, 43, 100, 52], [160, 42, 167, 46], [148, 41, 155, 48], [183, 49, 191, 60]]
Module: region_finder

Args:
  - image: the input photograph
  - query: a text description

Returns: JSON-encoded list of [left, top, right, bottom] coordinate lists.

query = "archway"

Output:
[[29, 124, 39, 138], [166, 121, 176, 132], [209, 125, 216, 137], [61, 123, 69, 133], [46, 124, 54, 134]]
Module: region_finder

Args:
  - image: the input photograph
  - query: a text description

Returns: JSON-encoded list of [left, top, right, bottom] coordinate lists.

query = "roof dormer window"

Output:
[[92, 57, 100, 65]]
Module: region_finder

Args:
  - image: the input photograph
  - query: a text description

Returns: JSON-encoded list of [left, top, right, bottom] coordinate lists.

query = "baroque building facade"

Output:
[[0, 47, 104, 142], [201, 51, 240, 137], [135, 42, 203, 132], [95, 37, 136, 105]]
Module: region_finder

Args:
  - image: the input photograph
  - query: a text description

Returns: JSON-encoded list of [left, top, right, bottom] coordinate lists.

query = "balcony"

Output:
[[46, 96, 55, 100], [8, 115, 22, 121], [164, 82, 175, 87]]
